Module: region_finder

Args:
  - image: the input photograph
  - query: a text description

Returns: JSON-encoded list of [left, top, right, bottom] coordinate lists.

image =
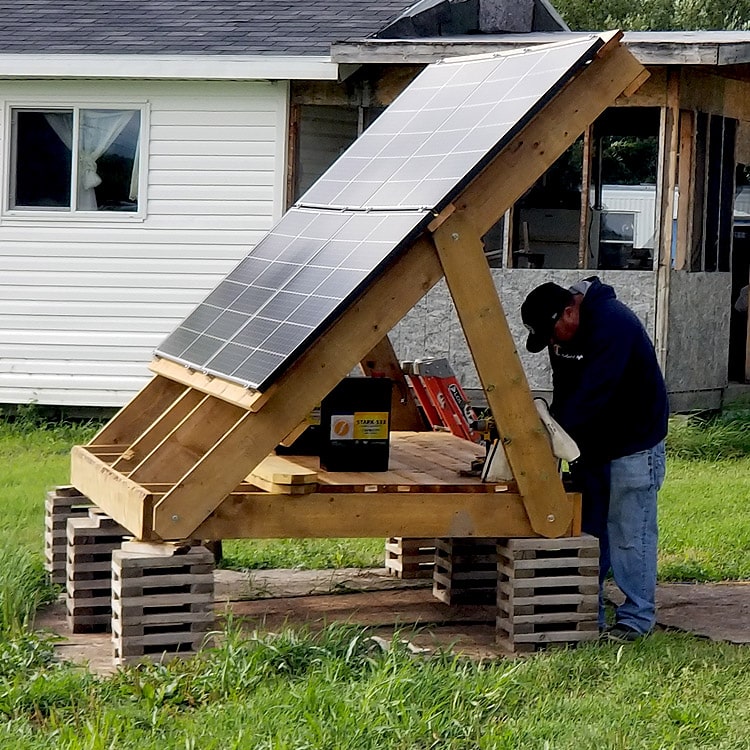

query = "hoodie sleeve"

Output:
[[551, 312, 635, 448]]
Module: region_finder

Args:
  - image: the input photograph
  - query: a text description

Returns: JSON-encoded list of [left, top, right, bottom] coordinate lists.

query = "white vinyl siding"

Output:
[[0, 78, 289, 406]]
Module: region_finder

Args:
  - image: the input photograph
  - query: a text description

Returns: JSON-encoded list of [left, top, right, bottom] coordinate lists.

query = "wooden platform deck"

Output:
[[72, 431, 581, 542]]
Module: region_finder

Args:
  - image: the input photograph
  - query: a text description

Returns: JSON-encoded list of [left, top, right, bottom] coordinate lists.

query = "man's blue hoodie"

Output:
[[549, 277, 669, 463]]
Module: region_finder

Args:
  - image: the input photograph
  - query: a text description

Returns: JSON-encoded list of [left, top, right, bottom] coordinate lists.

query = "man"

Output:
[[521, 277, 668, 642]]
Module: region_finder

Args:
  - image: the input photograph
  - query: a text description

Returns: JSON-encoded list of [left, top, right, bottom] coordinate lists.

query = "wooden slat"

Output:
[[112, 388, 205, 472], [70, 446, 155, 539], [128, 395, 246, 484], [674, 109, 696, 271], [359, 336, 426, 431], [654, 71, 681, 372], [578, 125, 593, 269], [148, 357, 263, 411], [152, 236, 444, 539], [192, 490, 581, 540], [432, 212, 571, 537], [248, 455, 318, 485], [89, 376, 187, 448]]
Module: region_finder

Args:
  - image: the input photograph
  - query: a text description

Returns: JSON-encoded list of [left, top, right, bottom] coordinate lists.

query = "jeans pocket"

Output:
[[610, 450, 651, 492]]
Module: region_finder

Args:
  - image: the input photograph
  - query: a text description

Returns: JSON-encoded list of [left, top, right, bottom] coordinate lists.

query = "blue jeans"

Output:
[[601, 441, 666, 633]]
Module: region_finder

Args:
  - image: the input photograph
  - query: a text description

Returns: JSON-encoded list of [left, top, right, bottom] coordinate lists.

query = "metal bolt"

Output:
[[547, 514, 555, 523], [451, 232, 459, 241], [171, 514, 180, 522]]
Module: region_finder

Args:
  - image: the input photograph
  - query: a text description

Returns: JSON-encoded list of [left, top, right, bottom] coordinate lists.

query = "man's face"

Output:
[[550, 304, 579, 344]]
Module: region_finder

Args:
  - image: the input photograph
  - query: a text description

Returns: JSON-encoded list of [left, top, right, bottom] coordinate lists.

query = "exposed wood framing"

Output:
[[578, 125, 593, 269], [71, 37, 646, 543], [654, 71, 681, 372], [359, 337, 426, 431], [433, 213, 571, 537], [674, 110, 696, 271], [150, 237, 445, 539], [193, 490, 582, 540]]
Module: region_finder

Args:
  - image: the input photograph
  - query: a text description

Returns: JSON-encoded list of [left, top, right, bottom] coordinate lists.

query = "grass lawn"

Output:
[[0, 406, 748, 748]]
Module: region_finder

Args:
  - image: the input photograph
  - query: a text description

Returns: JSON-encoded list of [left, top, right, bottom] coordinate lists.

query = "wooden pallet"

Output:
[[432, 537, 499, 605], [44, 486, 92, 585], [66, 510, 128, 633], [496, 535, 599, 653], [112, 543, 215, 666], [385, 537, 436, 579]]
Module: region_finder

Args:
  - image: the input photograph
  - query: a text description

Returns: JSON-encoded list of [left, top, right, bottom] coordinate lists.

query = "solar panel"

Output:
[[156, 36, 604, 390]]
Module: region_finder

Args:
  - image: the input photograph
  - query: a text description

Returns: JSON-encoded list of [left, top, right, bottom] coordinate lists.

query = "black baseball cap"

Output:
[[521, 283, 573, 352]]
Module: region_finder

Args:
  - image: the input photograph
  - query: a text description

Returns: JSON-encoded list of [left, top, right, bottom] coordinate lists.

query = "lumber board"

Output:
[[128, 395, 246, 484], [248, 455, 318, 485], [432, 213, 571, 537], [359, 336, 426, 431], [654, 72, 680, 372], [112, 388, 206, 473], [90, 376, 187, 448], [152, 236, 444, 539], [149, 357, 264, 411], [70, 446, 155, 539], [191, 489, 580, 541]]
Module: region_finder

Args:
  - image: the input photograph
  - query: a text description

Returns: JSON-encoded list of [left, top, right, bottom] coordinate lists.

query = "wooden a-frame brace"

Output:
[[71, 34, 646, 543]]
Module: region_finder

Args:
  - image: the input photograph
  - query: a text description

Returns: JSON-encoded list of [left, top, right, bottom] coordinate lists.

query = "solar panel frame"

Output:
[[156, 36, 606, 391]]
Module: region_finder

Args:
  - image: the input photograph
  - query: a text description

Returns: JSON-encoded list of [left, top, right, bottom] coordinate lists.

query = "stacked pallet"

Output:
[[385, 537, 436, 579], [496, 535, 599, 653], [66, 509, 128, 633], [432, 537, 499, 605], [112, 543, 215, 666], [44, 486, 92, 585]]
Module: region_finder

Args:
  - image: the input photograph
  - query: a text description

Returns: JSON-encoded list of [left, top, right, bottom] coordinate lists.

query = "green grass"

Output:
[[2, 405, 750, 578], [0, 406, 749, 747], [0, 625, 749, 748]]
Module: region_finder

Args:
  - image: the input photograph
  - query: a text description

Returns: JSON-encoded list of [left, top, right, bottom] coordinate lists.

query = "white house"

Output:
[[0, 0, 431, 407]]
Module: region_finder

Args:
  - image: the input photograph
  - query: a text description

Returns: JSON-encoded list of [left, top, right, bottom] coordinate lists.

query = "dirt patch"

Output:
[[35, 569, 750, 675]]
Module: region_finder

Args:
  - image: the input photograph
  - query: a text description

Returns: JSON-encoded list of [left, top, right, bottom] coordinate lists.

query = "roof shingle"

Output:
[[0, 0, 417, 55]]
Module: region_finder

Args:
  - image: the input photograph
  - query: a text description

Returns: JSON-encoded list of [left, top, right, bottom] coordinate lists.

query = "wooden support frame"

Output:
[[193, 490, 582, 540], [71, 36, 646, 543], [432, 213, 571, 537]]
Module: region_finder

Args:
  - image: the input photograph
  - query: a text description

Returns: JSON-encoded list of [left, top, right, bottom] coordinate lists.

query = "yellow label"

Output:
[[353, 412, 389, 440]]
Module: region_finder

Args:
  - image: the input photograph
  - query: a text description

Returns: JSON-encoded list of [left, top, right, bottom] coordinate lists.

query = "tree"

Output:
[[553, 0, 750, 31]]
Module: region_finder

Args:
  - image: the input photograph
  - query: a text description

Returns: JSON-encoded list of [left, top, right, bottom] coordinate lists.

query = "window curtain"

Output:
[[78, 110, 136, 210], [45, 110, 135, 210]]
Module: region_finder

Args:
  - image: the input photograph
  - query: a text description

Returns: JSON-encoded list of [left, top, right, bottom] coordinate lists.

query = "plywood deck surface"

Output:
[[277, 431, 488, 489]]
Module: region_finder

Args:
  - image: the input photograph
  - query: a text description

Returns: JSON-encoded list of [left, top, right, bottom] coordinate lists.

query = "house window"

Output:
[[9, 107, 141, 213], [598, 211, 640, 269]]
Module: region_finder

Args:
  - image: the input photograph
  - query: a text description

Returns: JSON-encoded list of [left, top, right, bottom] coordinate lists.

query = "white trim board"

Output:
[[0, 55, 339, 81]]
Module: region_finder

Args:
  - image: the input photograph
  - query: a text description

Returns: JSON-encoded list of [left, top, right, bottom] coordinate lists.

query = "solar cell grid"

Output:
[[156, 36, 604, 390]]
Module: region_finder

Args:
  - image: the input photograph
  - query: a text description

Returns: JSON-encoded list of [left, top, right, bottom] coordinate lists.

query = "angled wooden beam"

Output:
[[128, 395, 246, 485], [151, 237, 444, 539], [111, 387, 206, 473], [89, 376, 187, 448], [359, 336, 427, 431], [432, 212, 571, 537]]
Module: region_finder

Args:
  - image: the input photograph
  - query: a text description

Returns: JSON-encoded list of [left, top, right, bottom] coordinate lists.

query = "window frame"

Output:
[[3, 100, 149, 222]]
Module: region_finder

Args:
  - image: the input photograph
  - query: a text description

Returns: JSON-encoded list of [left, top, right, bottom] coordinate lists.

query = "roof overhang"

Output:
[[0, 54, 340, 81], [332, 30, 750, 66]]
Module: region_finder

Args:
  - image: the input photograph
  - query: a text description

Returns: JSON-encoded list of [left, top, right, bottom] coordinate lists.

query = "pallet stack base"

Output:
[[385, 537, 436, 579], [66, 510, 128, 633], [432, 537, 499, 605], [112, 542, 215, 666], [44, 486, 92, 585], [496, 534, 600, 653]]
